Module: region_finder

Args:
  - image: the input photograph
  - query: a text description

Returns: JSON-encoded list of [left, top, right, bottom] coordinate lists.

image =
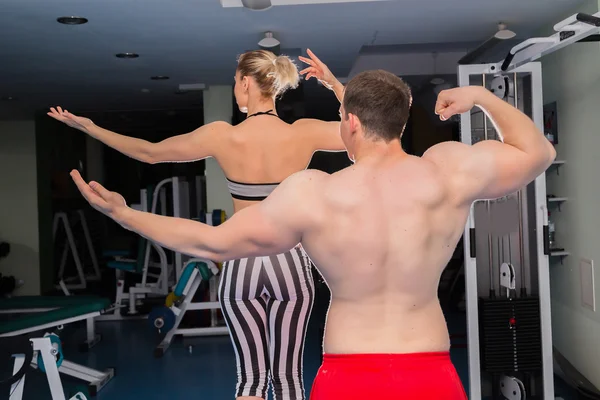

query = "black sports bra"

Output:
[[226, 178, 280, 201]]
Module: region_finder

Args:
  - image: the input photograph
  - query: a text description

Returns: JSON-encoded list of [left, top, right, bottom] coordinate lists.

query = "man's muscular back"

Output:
[[301, 152, 470, 354], [291, 84, 555, 355]]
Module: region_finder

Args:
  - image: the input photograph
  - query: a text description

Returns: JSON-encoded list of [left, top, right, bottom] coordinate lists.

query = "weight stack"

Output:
[[479, 296, 542, 374]]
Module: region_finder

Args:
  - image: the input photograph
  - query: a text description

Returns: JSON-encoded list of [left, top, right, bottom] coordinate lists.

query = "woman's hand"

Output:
[[299, 49, 337, 90], [48, 107, 94, 133]]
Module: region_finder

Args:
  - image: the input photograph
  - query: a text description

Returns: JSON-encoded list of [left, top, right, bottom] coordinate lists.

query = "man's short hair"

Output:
[[342, 70, 412, 142]]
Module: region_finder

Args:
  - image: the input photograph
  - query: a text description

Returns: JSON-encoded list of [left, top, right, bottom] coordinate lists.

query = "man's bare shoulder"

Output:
[[286, 168, 330, 186], [422, 140, 494, 206], [260, 169, 329, 226], [272, 169, 330, 204], [422, 140, 472, 168], [317, 165, 369, 207]]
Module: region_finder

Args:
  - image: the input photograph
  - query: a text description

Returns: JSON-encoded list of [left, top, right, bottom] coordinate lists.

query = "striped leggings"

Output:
[[219, 246, 315, 400]]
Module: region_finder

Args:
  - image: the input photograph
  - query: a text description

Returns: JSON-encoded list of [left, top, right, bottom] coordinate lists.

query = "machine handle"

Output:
[[469, 228, 477, 258], [501, 52, 515, 71], [467, 203, 477, 258], [543, 225, 550, 255], [500, 37, 556, 71], [576, 13, 600, 27]]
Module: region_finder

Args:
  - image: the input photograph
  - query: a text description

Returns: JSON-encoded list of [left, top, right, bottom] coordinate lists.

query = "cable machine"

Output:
[[458, 11, 600, 400]]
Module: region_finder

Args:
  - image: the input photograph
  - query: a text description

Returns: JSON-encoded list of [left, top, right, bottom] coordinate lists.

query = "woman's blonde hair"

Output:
[[237, 50, 300, 98]]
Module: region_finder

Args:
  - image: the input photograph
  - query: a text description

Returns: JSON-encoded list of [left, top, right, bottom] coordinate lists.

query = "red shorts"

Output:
[[310, 352, 467, 400]]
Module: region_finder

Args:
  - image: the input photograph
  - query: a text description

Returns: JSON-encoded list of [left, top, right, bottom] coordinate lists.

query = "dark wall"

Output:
[[35, 108, 205, 292], [86, 109, 205, 205], [35, 112, 89, 293], [305, 90, 353, 172], [88, 109, 206, 239]]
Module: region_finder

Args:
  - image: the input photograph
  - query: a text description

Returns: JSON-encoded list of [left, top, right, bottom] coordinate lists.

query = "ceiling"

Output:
[[0, 0, 586, 119]]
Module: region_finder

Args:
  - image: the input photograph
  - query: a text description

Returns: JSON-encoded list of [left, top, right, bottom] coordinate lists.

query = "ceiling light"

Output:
[[494, 23, 516, 40], [430, 77, 445, 85], [258, 32, 280, 49], [1, 96, 16, 101], [57, 16, 88, 25], [116, 53, 139, 59], [242, 0, 272, 10], [150, 76, 170, 80], [141, 89, 150, 93]]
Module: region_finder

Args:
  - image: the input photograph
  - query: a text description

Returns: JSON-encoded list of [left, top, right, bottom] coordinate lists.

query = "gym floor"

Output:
[[1, 308, 578, 399]]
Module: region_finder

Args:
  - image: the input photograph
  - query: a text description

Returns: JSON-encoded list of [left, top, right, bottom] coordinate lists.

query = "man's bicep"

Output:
[[424, 141, 533, 203], [458, 141, 537, 201]]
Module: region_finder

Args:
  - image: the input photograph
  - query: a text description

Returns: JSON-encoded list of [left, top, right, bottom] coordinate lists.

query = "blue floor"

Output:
[[1, 312, 579, 399]]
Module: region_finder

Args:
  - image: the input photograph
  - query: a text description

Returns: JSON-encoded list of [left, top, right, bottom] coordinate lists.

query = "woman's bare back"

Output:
[[217, 115, 339, 210]]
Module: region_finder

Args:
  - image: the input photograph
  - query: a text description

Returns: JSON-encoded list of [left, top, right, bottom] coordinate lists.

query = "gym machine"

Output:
[[148, 210, 229, 358], [148, 257, 227, 357], [2, 331, 113, 400], [1, 299, 114, 400], [458, 11, 600, 400], [98, 177, 183, 321]]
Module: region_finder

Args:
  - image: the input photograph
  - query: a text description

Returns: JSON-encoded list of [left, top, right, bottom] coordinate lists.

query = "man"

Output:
[[72, 70, 555, 399]]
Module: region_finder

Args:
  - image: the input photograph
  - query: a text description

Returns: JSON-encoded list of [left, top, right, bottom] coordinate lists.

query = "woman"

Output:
[[48, 49, 345, 400]]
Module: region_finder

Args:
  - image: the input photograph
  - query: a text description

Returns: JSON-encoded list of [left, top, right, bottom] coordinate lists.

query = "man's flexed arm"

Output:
[[207, 170, 324, 260], [424, 86, 556, 202], [70, 169, 323, 263]]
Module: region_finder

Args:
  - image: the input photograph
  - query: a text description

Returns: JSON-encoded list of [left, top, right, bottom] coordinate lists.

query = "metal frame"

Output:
[[154, 258, 228, 357], [75, 210, 101, 282], [30, 358, 114, 396], [53, 210, 102, 292], [53, 212, 85, 291], [458, 62, 553, 400], [10, 337, 65, 400], [9, 336, 114, 400], [498, 11, 600, 72], [171, 177, 192, 281]]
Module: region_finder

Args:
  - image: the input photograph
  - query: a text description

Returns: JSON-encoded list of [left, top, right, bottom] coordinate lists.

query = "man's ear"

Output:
[[348, 113, 360, 134]]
